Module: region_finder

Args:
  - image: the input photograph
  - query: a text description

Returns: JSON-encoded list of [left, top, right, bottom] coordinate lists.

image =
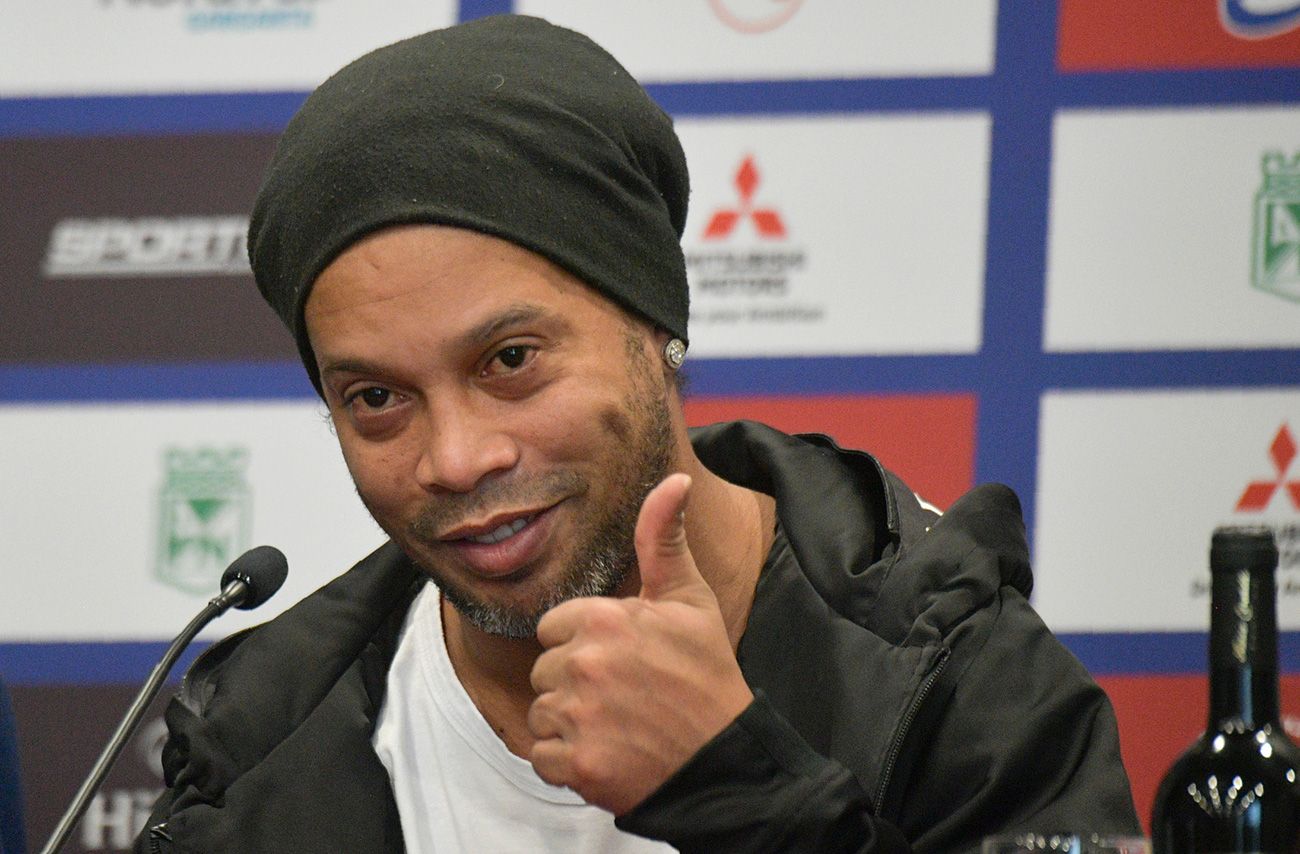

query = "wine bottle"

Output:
[[1151, 526, 1300, 853]]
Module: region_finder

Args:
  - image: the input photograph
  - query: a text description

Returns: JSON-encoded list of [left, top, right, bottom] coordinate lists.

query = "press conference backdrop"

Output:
[[1, 0, 1297, 849]]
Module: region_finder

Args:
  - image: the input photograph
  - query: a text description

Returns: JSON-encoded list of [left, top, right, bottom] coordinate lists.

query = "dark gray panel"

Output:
[[0, 134, 299, 363]]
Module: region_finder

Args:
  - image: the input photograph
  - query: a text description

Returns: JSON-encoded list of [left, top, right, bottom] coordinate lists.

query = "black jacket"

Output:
[[138, 421, 1139, 853]]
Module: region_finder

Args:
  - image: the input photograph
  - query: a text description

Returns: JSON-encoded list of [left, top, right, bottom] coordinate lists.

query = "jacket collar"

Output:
[[691, 419, 1031, 641]]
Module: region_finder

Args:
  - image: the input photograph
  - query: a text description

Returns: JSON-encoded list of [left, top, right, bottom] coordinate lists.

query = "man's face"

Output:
[[305, 224, 680, 637]]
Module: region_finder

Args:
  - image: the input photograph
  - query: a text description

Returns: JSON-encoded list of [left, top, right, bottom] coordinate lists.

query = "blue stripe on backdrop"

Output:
[[648, 78, 992, 116], [0, 92, 309, 138], [3, 351, 1296, 404], [1064, 631, 1300, 676], [0, 79, 993, 138], [459, 0, 512, 23], [7, 68, 1300, 139], [0, 642, 211, 686], [3, 633, 1296, 684], [1055, 67, 1300, 109], [975, 1, 1060, 527], [5, 73, 1300, 140], [0, 362, 317, 403], [1040, 351, 1300, 389]]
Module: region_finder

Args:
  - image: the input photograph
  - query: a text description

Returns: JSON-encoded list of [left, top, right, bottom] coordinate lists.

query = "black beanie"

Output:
[[247, 14, 691, 393]]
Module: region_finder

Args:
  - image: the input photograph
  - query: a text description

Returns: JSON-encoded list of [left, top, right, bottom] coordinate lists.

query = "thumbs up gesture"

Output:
[[529, 473, 755, 815]]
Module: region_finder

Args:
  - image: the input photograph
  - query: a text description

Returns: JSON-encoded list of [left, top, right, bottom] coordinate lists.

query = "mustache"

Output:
[[407, 469, 586, 541]]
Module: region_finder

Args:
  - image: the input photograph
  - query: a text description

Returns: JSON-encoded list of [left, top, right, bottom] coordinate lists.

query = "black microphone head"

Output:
[[220, 545, 289, 610]]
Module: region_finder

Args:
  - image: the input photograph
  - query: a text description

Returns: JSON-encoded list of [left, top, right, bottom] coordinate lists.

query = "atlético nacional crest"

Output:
[[155, 446, 252, 595], [1252, 150, 1300, 303]]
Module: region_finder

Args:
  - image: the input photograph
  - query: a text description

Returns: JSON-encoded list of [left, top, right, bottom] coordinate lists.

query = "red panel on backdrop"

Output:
[[684, 394, 976, 509], [1058, 0, 1300, 71], [1097, 674, 1300, 832]]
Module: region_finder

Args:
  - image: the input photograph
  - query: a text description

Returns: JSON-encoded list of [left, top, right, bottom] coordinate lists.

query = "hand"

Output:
[[528, 473, 755, 815]]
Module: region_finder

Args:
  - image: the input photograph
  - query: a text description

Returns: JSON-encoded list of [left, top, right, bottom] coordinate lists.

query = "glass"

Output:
[[981, 834, 1151, 854]]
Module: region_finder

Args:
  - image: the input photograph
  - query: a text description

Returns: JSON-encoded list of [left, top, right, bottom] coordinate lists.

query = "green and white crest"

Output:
[[155, 446, 252, 595], [1252, 150, 1300, 303]]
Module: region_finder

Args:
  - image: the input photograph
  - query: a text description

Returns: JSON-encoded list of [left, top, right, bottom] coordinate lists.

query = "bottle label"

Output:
[[1210, 569, 1278, 672]]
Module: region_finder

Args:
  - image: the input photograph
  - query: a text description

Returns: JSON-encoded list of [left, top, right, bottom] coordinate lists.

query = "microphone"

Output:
[[40, 546, 289, 854], [217, 544, 290, 611]]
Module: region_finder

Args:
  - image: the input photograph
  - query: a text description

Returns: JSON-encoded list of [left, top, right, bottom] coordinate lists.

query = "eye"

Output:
[[337, 384, 407, 437], [340, 385, 402, 419], [355, 387, 391, 409], [483, 344, 535, 376]]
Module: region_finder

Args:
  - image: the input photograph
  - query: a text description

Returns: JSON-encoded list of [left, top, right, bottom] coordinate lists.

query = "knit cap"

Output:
[[247, 14, 691, 392]]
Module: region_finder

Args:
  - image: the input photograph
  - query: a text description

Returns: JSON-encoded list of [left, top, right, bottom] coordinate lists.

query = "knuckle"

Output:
[[579, 598, 626, 634], [526, 698, 551, 736], [567, 647, 609, 685], [568, 746, 610, 791], [530, 650, 558, 693]]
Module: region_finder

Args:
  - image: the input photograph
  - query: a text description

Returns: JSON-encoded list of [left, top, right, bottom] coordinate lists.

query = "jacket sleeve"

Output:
[[890, 587, 1140, 852], [617, 587, 1140, 854], [615, 693, 913, 853]]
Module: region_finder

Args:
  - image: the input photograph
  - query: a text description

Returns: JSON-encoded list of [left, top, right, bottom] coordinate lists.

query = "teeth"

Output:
[[467, 515, 533, 545]]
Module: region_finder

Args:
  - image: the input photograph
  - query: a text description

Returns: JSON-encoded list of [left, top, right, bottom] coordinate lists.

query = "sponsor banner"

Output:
[[1045, 107, 1300, 352], [0, 400, 386, 641], [1034, 389, 1300, 632], [0, 0, 455, 97], [1059, 0, 1300, 72], [10, 684, 171, 853], [1098, 674, 1300, 832], [0, 134, 298, 364], [675, 114, 990, 358], [517, 0, 997, 82], [684, 394, 976, 510]]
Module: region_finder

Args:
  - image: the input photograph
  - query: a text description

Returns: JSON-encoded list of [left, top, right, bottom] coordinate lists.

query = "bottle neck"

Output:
[[1208, 568, 1280, 729]]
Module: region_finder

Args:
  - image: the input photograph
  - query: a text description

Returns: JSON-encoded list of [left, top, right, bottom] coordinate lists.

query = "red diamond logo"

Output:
[[1236, 423, 1300, 512], [702, 155, 788, 241]]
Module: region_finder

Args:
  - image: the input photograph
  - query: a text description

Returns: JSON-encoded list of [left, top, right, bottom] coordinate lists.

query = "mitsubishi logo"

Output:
[[703, 156, 787, 240], [1236, 423, 1300, 512]]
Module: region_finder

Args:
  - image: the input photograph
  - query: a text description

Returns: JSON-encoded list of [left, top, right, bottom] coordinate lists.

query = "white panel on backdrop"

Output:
[[518, 1, 997, 81], [675, 113, 990, 357], [0, 401, 387, 641], [0, 0, 456, 96], [1034, 389, 1300, 632], [1045, 106, 1300, 352]]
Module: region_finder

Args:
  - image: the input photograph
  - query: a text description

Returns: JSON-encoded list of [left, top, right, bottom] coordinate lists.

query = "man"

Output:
[[138, 15, 1139, 853]]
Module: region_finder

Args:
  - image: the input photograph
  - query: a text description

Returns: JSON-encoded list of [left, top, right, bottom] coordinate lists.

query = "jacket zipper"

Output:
[[873, 647, 951, 812], [148, 822, 172, 853]]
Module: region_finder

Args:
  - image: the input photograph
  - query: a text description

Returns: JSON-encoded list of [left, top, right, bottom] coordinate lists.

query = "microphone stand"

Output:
[[40, 578, 251, 854]]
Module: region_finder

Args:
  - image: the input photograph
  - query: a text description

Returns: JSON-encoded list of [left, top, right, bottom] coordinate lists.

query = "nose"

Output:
[[413, 396, 520, 493]]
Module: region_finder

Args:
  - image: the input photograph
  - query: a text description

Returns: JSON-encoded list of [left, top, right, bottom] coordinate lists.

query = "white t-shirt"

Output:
[[373, 583, 677, 854]]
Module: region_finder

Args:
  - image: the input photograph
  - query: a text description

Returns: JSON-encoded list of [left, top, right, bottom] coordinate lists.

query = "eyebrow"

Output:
[[317, 303, 557, 381], [458, 303, 550, 348]]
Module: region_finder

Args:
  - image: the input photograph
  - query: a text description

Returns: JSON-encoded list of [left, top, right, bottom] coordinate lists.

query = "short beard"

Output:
[[409, 333, 676, 639]]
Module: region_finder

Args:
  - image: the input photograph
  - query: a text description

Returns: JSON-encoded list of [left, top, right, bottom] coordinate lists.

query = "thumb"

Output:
[[636, 473, 709, 603]]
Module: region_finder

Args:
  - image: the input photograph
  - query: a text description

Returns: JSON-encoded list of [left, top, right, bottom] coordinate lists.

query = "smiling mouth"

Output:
[[464, 513, 536, 545]]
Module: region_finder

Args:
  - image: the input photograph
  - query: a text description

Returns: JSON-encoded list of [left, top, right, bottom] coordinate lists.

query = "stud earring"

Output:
[[662, 338, 687, 370]]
